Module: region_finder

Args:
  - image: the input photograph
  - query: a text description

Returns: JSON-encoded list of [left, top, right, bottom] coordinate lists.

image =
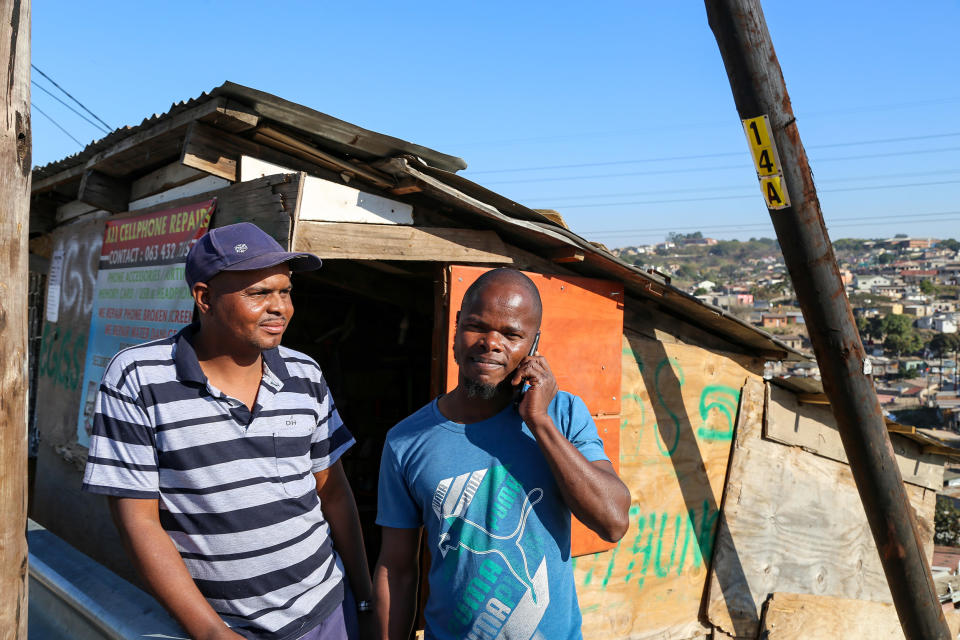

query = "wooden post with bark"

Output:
[[705, 0, 950, 637], [0, 0, 31, 637]]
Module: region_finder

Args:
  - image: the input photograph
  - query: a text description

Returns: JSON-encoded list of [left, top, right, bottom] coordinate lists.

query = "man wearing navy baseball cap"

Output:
[[83, 223, 375, 640]]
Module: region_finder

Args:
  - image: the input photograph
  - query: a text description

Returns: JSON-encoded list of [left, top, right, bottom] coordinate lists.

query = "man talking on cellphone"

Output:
[[373, 268, 630, 640]]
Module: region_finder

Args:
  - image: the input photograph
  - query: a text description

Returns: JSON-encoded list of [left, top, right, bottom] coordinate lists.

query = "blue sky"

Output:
[[32, 1, 960, 247]]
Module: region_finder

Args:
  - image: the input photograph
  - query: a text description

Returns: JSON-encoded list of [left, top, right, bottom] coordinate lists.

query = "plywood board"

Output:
[[760, 591, 960, 639], [240, 155, 294, 182], [55, 200, 101, 224], [575, 332, 759, 639], [130, 163, 206, 201], [294, 221, 514, 263], [706, 382, 938, 639], [569, 416, 621, 557], [128, 175, 229, 211], [765, 384, 944, 491], [299, 173, 413, 225]]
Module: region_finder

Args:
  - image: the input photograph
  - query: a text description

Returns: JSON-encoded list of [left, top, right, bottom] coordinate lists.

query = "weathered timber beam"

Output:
[[129, 162, 206, 202], [182, 121, 368, 189], [292, 221, 514, 263], [533, 208, 570, 229], [84, 97, 249, 174], [390, 177, 423, 195], [32, 97, 257, 194], [253, 126, 394, 189], [29, 192, 62, 234], [181, 120, 243, 181], [550, 248, 585, 263], [795, 393, 831, 405], [197, 99, 259, 133], [1, 0, 30, 632], [78, 169, 131, 213]]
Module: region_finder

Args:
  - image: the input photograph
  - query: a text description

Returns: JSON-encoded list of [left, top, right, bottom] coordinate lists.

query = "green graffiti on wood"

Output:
[[583, 501, 718, 592], [622, 343, 641, 370], [621, 346, 742, 450], [653, 357, 684, 457], [697, 385, 740, 441], [621, 393, 647, 463], [38, 322, 87, 390], [654, 512, 683, 578]]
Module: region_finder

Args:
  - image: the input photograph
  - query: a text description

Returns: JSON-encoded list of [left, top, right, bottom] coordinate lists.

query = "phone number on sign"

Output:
[[105, 239, 193, 266]]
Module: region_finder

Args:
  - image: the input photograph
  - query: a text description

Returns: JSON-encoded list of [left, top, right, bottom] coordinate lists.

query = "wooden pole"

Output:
[[0, 0, 30, 637], [704, 1, 950, 638]]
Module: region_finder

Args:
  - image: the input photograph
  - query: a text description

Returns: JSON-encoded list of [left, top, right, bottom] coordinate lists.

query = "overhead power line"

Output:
[[540, 178, 960, 209], [31, 64, 112, 131], [32, 103, 83, 146], [581, 209, 960, 237], [523, 168, 960, 204], [467, 131, 960, 175], [32, 80, 110, 135], [483, 146, 960, 185], [591, 216, 960, 244], [449, 95, 960, 149]]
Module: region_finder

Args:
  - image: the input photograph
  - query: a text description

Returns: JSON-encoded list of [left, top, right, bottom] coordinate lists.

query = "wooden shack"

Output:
[[26, 82, 960, 639]]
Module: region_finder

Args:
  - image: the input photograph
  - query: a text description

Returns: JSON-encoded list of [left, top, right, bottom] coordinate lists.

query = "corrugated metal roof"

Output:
[[215, 83, 466, 172], [33, 92, 216, 182], [33, 82, 466, 181]]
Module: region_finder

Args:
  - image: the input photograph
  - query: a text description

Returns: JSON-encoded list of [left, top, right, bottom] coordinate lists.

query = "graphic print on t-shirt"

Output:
[[432, 465, 550, 639]]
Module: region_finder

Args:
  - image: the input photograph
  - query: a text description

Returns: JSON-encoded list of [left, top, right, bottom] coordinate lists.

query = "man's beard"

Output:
[[463, 377, 504, 400]]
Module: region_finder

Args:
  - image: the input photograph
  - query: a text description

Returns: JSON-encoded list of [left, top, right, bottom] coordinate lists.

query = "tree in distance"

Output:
[[936, 495, 960, 547]]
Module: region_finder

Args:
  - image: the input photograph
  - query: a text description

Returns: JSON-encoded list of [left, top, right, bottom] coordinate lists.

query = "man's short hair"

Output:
[[460, 268, 543, 325]]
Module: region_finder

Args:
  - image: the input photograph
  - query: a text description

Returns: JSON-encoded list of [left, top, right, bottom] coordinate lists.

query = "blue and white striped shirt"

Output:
[[82, 323, 354, 640]]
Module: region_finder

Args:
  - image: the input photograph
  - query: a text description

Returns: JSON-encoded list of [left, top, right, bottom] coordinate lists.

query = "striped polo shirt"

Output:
[[82, 323, 354, 640]]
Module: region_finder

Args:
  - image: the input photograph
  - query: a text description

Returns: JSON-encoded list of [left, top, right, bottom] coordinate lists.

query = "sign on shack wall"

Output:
[[76, 200, 215, 445]]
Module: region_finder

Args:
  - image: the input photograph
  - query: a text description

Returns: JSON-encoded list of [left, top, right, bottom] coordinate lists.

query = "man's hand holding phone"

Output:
[[511, 332, 559, 426]]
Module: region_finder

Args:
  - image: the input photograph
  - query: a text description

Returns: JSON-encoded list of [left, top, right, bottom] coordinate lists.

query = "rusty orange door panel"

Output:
[[445, 265, 623, 556]]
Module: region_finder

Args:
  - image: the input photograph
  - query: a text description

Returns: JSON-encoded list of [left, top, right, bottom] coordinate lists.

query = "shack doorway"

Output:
[[282, 259, 438, 566]]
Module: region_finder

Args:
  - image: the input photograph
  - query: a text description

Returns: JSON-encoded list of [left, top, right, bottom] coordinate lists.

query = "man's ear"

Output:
[[192, 282, 211, 315], [451, 310, 462, 364]]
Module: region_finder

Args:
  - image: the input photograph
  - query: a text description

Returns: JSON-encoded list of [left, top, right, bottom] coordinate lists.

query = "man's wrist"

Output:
[[525, 413, 556, 437], [356, 598, 373, 614]]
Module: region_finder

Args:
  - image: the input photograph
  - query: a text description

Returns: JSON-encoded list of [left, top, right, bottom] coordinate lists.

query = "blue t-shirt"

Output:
[[377, 391, 608, 640]]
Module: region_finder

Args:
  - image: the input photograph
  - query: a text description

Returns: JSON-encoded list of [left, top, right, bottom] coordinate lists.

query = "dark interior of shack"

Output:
[[283, 260, 438, 567]]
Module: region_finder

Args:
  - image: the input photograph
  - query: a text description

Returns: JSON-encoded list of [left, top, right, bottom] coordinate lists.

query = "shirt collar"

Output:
[[174, 323, 206, 384], [173, 322, 292, 384], [261, 345, 291, 382]]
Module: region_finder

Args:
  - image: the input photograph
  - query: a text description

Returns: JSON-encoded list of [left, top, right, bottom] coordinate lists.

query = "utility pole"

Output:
[[0, 0, 30, 638], [704, 1, 950, 638]]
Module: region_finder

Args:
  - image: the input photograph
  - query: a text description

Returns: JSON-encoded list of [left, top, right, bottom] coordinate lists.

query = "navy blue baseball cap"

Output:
[[185, 222, 322, 288]]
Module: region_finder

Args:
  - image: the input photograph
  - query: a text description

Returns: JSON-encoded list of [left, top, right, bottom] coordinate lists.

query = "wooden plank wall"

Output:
[[765, 384, 944, 491], [759, 592, 960, 639], [574, 331, 763, 639], [705, 382, 939, 639]]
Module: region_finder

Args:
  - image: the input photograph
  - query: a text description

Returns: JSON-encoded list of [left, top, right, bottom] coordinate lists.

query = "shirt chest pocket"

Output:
[[273, 426, 316, 497]]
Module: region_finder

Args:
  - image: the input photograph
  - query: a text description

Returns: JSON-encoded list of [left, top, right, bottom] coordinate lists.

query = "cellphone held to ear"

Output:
[[514, 330, 541, 408], [527, 330, 541, 358]]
